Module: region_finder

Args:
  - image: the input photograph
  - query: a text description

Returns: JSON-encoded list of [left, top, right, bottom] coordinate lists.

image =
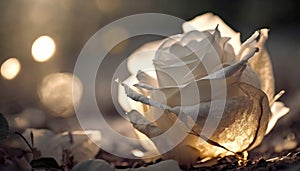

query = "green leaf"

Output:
[[30, 157, 61, 170], [0, 113, 9, 143]]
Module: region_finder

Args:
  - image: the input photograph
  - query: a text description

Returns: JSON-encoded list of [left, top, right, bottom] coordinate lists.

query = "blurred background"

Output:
[[0, 0, 300, 158]]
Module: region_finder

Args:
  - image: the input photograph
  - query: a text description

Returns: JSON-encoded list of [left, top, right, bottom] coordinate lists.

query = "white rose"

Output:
[[118, 13, 289, 166]]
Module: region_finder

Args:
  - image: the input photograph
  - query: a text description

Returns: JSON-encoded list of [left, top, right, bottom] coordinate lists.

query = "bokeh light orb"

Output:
[[0, 58, 21, 80], [31, 35, 56, 62], [38, 73, 83, 117]]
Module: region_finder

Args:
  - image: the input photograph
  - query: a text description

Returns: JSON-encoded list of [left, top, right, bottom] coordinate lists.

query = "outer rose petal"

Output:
[[266, 102, 290, 134], [118, 41, 164, 155], [118, 40, 162, 112], [249, 29, 275, 100], [182, 13, 241, 55], [238, 29, 274, 100], [127, 40, 163, 75], [118, 75, 142, 112], [240, 65, 261, 89]]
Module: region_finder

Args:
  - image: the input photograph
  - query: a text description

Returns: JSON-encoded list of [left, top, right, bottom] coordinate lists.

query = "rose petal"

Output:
[[237, 83, 271, 150], [119, 40, 163, 113], [127, 110, 200, 166], [182, 13, 241, 54], [189, 83, 271, 152], [118, 75, 145, 112], [238, 29, 274, 100], [169, 44, 193, 58], [240, 65, 261, 89], [248, 29, 275, 100], [127, 110, 163, 138], [238, 30, 260, 59], [137, 49, 256, 106], [127, 40, 163, 74], [266, 101, 290, 135], [154, 30, 224, 87], [180, 96, 256, 152], [136, 70, 158, 87]]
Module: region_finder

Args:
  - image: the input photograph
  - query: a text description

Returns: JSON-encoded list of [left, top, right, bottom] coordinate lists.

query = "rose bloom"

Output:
[[118, 13, 289, 166]]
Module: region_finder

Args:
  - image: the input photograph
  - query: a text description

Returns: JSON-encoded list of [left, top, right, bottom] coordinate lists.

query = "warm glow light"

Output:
[[38, 73, 83, 117], [32, 35, 56, 62], [0, 58, 21, 80]]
